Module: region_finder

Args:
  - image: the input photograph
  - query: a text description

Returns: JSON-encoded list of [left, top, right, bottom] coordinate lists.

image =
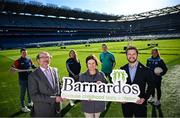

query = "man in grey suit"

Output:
[[28, 51, 63, 117]]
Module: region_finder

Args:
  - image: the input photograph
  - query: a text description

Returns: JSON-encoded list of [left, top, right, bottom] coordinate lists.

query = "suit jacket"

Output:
[[120, 62, 154, 105], [28, 67, 61, 117]]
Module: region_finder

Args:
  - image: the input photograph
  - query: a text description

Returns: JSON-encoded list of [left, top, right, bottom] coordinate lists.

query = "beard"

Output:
[[127, 57, 137, 63]]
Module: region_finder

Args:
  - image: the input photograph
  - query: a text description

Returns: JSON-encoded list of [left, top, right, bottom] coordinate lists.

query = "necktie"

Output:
[[44, 69, 54, 88]]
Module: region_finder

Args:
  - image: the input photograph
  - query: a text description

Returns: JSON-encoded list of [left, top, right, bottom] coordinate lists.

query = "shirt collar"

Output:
[[128, 61, 138, 69], [151, 56, 160, 59], [103, 51, 109, 53], [20, 56, 27, 59], [40, 66, 50, 72]]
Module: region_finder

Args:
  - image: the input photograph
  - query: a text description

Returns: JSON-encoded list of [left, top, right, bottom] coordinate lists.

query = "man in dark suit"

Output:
[[28, 51, 63, 117], [120, 46, 154, 117]]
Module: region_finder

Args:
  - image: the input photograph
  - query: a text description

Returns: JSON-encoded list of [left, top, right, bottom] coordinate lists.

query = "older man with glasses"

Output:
[[28, 51, 63, 117]]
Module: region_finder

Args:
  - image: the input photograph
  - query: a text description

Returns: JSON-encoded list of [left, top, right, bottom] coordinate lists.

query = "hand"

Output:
[[155, 73, 161, 76], [97, 81, 102, 84], [9, 67, 17, 73], [55, 96, 63, 103], [62, 97, 67, 101], [121, 101, 127, 104], [136, 98, 145, 104], [74, 75, 79, 80]]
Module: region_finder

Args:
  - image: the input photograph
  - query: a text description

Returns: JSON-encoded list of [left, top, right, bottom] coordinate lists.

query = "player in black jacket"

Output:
[[146, 48, 168, 106], [66, 49, 81, 106]]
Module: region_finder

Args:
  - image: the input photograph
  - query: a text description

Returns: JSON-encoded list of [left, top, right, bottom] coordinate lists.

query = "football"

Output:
[[154, 67, 163, 74]]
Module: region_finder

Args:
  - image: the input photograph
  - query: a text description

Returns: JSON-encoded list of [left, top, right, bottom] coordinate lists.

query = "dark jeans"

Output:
[[104, 73, 112, 83], [19, 80, 31, 107], [122, 103, 147, 117], [152, 80, 162, 100]]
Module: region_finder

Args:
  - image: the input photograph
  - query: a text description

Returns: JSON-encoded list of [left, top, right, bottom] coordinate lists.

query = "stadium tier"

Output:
[[0, 0, 180, 49]]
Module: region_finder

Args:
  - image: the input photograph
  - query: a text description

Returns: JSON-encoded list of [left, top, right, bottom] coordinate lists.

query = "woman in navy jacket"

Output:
[[146, 48, 168, 106]]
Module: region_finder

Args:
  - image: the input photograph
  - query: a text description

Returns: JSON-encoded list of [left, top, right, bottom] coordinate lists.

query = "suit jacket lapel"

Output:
[[133, 62, 141, 83], [36, 67, 54, 91], [125, 64, 132, 84]]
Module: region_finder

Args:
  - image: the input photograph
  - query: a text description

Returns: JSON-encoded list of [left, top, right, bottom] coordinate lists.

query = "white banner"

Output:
[[61, 69, 140, 103]]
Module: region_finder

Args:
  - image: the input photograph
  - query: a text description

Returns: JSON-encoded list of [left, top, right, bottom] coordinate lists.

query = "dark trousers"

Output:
[[104, 73, 112, 83], [122, 103, 147, 117], [31, 103, 60, 117], [152, 80, 162, 100], [19, 80, 31, 107]]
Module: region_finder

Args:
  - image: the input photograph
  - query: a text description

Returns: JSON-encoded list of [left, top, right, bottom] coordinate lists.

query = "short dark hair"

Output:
[[86, 55, 98, 66], [102, 43, 107, 47], [36, 54, 40, 60], [125, 46, 138, 54], [20, 48, 26, 53]]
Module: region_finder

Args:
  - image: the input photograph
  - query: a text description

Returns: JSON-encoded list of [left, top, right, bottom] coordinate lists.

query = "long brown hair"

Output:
[[151, 48, 160, 57], [69, 49, 79, 62]]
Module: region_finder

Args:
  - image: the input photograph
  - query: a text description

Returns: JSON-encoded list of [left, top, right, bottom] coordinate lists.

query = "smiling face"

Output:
[[21, 50, 27, 58], [126, 49, 138, 64], [87, 59, 97, 72], [69, 50, 76, 59], [37, 52, 51, 68], [152, 50, 158, 58], [102, 45, 108, 52]]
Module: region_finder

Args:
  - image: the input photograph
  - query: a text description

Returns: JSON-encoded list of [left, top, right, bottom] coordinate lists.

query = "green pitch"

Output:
[[0, 39, 180, 117]]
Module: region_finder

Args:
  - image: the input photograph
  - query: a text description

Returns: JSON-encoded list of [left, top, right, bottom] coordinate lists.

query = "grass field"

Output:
[[0, 39, 180, 117]]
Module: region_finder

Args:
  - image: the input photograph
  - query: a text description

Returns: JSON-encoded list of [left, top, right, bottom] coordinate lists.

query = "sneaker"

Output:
[[148, 97, 155, 103], [27, 102, 33, 107], [69, 100, 75, 106], [153, 100, 161, 106], [21, 106, 31, 113]]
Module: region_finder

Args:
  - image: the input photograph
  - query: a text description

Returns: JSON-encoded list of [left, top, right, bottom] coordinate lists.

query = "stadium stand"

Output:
[[0, 0, 180, 49]]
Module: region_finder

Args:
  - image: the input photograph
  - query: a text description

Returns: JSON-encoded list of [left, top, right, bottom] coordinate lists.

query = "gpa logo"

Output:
[[61, 69, 140, 102]]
